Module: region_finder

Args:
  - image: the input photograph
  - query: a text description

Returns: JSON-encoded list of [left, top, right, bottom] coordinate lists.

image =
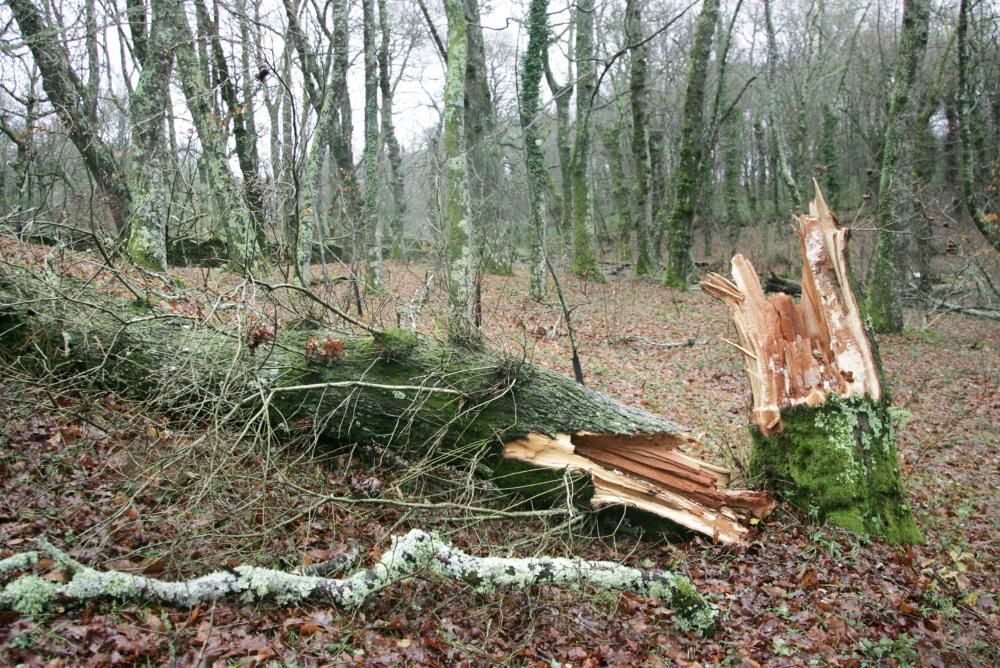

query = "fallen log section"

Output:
[[701, 183, 922, 544], [0, 530, 717, 635], [0, 255, 772, 544]]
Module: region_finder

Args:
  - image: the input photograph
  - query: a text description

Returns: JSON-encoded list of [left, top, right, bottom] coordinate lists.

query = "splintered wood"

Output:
[[701, 182, 882, 436], [503, 432, 775, 545]]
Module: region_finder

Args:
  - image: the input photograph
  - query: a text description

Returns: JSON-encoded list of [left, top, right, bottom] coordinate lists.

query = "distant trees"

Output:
[[0, 0, 996, 315]]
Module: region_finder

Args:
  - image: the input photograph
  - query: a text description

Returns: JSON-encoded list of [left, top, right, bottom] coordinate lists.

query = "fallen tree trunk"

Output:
[[0, 258, 772, 544], [701, 183, 922, 544], [0, 530, 717, 634]]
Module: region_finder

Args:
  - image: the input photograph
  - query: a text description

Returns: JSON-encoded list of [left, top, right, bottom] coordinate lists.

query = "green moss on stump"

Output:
[[751, 395, 923, 544]]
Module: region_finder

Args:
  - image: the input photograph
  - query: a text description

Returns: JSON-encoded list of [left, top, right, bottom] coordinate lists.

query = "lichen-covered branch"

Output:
[[0, 531, 716, 635]]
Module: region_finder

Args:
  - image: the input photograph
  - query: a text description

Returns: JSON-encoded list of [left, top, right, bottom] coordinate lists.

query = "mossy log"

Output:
[[701, 183, 922, 544], [0, 263, 772, 544]]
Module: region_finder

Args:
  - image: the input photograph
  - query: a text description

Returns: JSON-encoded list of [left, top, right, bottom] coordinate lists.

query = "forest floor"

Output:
[[1, 243, 998, 666]]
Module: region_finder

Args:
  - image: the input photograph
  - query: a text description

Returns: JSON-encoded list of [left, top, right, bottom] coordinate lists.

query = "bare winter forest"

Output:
[[0, 0, 998, 664]]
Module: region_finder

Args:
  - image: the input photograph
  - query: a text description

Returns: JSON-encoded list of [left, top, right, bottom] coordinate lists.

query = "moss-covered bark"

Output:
[[661, 0, 719, 288], [126, 0, 177, 271], [519, 0, 550, 301], [866, 0, 931, 333], [750, 396, 922, 544], [569, 0, 602, 281], [626, 0, 654, 277], [443, 0, 478, 344], [362, 0, 384, 293], [0, 268, 698, 516]]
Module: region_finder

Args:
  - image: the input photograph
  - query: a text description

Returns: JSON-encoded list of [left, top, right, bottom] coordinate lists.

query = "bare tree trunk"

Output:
[[661, 0, 719, 288], [519, 0, 550, 300], [570, 0, 602, 280], [626, 0, 654, 277], [443, 0, 477, 344], [378, 0, 407, 260], [362, 0, 384, 292], [866, 0, 931, 333], [126, 0, 178, 270]]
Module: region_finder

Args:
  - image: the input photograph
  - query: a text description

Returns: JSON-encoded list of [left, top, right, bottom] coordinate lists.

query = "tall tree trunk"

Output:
[[957, 0, 1000, 251], [818, 104, 842, 211], [866, 0, 931, 333], [570, 0, 601, 280], [6, 0, 132, 235], [170, 2, 259, 270], [362, 0, 384, 292], [602, 123, 631, 264], [378, 0, 407, 260], [626, 0, 654, 277], [126, 0, 178, 270], [519, 0, 549, 301], [661, 0, 719, 288], [463, 0, 504, 274], [443, 0, 477, 344], [330, 0, 362, 259], [762, 0, 802, 210], [722, 110, 743, 259], [545, 62, 573, 242]]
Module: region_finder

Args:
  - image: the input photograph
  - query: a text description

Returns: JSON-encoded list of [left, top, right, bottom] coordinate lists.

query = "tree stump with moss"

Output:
[[701, 183, 922, 544]]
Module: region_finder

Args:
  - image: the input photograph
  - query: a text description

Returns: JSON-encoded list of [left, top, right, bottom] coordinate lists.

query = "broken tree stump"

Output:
[[0, 253, 772, 544], [701, 183, 922, 544]]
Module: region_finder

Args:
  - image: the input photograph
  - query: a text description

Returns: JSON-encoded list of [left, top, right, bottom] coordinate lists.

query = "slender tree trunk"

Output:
[[545, 63, 574, 242], [602, 124, 631, 264], [519, 0, 549, 300], [170, 2, 259, 270], [126, 0, 178, 270], [722, 110, 743, 259], [570, 0, 602, 280], [378, 0, 407, 260], [362, 0, 384, 292], [463, 0, 504, 275], [762, 0, 802, 210], [443, 0, 477, 344], [957, 0, 1000, 251], [626, 0, 654, 277], [661, 0, 720, 288], [866, 0, 931, 333], [818, 104, 842, 210]]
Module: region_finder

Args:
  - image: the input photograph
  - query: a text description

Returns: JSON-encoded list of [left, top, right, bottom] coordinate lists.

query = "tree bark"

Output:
[[443, 0, 478, 344], [569, 0, 602, 280], [957, 0, 1000, 251], [519, 0, 550, 301], [866, 0, 931, 333], [362, 0, 384, 292], [701, 184, 922, 544], [0, 263, 772, 544], [626, 0, 654, 277], [661, 0, 719, 288], [126, 0, 178, 271], [378, 0, 408, 260]]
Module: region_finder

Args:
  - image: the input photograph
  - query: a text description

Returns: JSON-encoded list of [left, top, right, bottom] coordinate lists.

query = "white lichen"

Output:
[[0, 530, 715, 633]]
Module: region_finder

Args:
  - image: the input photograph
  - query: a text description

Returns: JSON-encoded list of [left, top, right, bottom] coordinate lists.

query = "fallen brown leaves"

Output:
[[1, 242, 998, 665]]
